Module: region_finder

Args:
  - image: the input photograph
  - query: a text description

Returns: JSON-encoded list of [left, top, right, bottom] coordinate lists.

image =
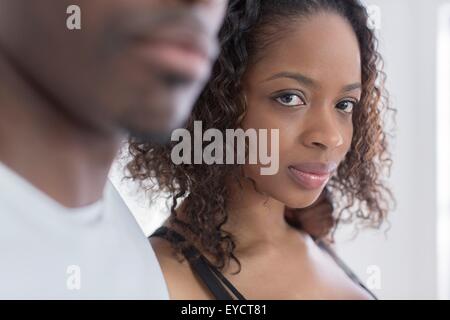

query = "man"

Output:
[[0, 0, 227, 299]]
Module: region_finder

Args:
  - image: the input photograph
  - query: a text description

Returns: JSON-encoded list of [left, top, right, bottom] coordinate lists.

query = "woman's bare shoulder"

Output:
[[149, 236, 213, 300]]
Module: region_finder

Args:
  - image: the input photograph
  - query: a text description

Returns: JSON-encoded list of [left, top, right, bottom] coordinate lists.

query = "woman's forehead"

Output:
[[247, 12, 362, 85]]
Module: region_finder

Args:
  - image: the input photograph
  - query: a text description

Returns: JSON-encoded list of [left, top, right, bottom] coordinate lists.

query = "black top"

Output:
[[149, 226, 378, 300]]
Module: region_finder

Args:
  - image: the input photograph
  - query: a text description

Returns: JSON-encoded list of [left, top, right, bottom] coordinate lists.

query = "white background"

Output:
[[333, 0, 450, 300]]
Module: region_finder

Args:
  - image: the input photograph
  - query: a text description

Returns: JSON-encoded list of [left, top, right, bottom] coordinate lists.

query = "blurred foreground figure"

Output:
[[0, 0, 226, 299]]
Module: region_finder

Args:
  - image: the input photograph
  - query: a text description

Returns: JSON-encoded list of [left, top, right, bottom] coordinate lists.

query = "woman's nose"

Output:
[[301, 106, 345, 151]]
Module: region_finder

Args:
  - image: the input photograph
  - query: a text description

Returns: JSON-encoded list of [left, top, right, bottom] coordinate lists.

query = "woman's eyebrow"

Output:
[[263, 72, 361, 93], [341, 83, 362, 92], [263, 72, 318, 88]]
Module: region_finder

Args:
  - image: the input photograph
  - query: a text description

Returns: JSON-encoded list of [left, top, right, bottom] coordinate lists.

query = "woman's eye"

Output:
[[336, 100, 357, 113], [274, 93, 305, 107]]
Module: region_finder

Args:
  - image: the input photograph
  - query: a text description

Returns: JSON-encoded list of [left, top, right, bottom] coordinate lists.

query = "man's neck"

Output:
[[0, 55, 122, 208]]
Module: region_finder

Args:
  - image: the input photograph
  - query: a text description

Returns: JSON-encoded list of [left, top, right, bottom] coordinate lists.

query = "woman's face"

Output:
[[241, 12, 362, 209]]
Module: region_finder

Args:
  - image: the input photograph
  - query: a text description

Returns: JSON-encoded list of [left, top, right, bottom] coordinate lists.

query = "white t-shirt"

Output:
[[0, 162, 169, 299]]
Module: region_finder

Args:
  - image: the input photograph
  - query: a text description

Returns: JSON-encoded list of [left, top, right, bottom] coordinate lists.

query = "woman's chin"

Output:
[[282, 195, 319, 210], [284, 184, 330, 208]]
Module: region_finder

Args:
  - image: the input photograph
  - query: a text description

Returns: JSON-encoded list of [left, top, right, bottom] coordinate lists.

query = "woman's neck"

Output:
[[222, 176, 300, 253], [169, 174, 309, 262]]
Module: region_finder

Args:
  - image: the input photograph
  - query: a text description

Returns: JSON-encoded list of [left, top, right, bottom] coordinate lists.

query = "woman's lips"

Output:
[[288, 166, 332, 190]]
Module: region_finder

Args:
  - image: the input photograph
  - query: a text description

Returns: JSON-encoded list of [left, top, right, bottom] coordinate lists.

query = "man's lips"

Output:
[[130, 27, 218, 82], [288, 162, 337, 190]]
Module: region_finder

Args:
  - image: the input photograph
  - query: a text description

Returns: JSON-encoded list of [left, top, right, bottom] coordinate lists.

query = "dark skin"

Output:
[[285, 187, 335, 243], [0, 0, 227, 207], [151, 12, 371, 299]]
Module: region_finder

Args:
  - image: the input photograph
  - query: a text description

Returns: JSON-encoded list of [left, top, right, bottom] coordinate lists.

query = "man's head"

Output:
[[0, 0, 227, 141]]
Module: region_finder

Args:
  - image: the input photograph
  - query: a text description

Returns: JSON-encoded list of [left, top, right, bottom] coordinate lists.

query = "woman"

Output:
[[128, 0, 395, 299]]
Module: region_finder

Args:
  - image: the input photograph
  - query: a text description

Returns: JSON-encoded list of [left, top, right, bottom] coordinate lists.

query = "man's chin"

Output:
[[125, 115, 190, 145], [121, 98, 194, 145], [127, 127, 173, 145]]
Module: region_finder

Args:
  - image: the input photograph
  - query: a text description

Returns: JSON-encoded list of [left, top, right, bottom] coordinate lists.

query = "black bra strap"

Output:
[[187, 254, 235, 300], [150, 226, 245, 300], [207, 261, 246, 300], [152, 226, 375, 300], [316, 239, 378, 300]]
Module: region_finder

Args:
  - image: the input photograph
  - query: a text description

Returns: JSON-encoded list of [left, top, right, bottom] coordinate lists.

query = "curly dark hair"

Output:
[[127, 0, 396, 272]]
